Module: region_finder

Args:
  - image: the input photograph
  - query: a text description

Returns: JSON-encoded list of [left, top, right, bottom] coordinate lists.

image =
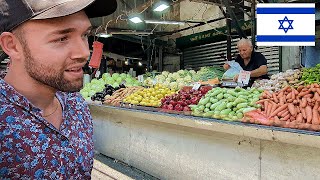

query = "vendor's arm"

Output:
[[250, 65, 268, 77]]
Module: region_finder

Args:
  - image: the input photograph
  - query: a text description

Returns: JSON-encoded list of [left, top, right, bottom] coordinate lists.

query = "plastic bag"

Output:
[[222, 60, 243, 79]]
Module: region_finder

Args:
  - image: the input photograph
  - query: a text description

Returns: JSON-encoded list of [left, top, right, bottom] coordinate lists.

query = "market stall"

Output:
[[83, 64, 320, 179]]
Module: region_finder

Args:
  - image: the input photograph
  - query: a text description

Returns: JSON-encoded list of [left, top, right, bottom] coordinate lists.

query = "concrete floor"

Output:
[[92, 154, 159, 180]]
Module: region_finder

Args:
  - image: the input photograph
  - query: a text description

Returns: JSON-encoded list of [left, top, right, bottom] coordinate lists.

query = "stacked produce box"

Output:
[[80, 64, 320, 132]]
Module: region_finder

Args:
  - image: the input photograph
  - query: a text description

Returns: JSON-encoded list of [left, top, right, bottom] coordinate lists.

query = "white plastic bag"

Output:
[[222, 60, 243, 79]]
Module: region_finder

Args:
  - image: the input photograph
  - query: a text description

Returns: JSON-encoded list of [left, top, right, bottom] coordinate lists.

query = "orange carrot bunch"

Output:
[[256, 83, 320, 131]]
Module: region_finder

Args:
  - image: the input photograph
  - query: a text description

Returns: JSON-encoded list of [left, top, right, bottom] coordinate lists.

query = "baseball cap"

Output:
[[0, 0, 118, 33]]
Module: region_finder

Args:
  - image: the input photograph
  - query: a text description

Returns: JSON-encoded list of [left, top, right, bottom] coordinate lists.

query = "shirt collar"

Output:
[[0, 78, 67, 113]]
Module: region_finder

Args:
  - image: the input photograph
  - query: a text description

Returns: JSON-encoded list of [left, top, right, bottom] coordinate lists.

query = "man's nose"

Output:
[[70, 39, 90, 60]]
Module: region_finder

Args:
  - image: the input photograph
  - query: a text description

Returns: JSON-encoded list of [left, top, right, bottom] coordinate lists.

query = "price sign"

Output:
[[95, 70, 101, 78], [192, 82, 201, 90], [237, 70, 251, 85]]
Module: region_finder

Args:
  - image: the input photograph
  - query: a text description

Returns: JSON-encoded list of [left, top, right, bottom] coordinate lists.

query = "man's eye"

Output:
[[56, 36, 68, 42]]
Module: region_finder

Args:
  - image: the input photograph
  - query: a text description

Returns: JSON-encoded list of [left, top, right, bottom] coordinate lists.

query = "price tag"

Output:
[[95, 70, 101, 78], [237, 70, 251, 85], [138, 75, 144, 82], [192, 82, 201, 90]]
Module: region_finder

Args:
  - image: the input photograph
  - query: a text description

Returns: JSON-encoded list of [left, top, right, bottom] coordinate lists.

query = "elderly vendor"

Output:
[[223, 38, 269, 84]]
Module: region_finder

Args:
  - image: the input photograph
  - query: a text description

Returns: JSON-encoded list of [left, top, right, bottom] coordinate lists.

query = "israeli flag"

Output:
[[256, 3, 315, 46]]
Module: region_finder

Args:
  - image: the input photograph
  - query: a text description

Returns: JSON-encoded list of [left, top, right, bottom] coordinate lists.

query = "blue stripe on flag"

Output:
[[256, 35, 315, 42], [256, 8, 315, 14]]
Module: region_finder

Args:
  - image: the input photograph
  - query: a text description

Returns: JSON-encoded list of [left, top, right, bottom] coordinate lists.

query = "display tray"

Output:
[[119, 103, 161, 112]]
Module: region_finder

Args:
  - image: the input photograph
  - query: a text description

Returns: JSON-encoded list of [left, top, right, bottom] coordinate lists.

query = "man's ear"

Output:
[[0, 32, 23, 60]]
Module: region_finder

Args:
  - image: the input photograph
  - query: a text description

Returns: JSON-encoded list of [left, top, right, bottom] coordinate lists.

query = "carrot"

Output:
[[307, 85, 311, 89], [264, 90, 272, 98], [270, 104, 288, 117], [277, 108, 287, 116], [304, 94, 313, 98], [316, 88, 320, 97], [296, 113, 303, 123], [294, 89, 299, 95], [264, 101, 269, 112], [281, 114, 291, 121], [293, 100, 298, 105], [297, 86, 304, 92], [270, 103, 279, 117], [301, 98, 307, 108], [314, 92, 320, 102], [312, 108, 320, 125], [277, 91, 284, 99], [290, 116, 295, 121], [272, 93, 279, 103], [306, 105, 313, 123], [298, 90, 311, 98], [279, 97, 284, 106], [288, 103, 296, 117], [281, 110, 290, 118], [301, 107, 307, 120], [280, 86, 290, 93], [291, 89, 296, 100], [318, 106, 320, 112], [287, 99, 293, 103], [314, 84, 320, 88], [311, 84, 315, 89], [256, 99, 270, 104], [286, 93, 292, 99], [267, 103, 273, 117]]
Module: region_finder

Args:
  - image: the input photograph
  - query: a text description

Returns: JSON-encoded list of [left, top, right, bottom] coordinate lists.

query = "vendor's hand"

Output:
[[223, 63, 230, 70], [233, 74, 239, 82]]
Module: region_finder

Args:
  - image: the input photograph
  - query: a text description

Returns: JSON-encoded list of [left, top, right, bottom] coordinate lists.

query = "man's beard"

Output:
[[22, 44, 84, 92]]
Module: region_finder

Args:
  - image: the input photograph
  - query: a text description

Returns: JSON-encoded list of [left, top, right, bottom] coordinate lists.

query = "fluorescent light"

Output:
[[129, 16, 143, 23], [138, 62, 142, 66], [154, 4, 169, 12], [125, 61, 129, 65], [110, 30, 152, 35], [98, 33, 112, 38], [144, 20, 185, 25]]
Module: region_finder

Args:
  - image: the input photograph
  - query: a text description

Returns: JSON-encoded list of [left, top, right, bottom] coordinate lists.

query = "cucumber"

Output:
[[216, 93, 224, 100], [236, 102, 248, 109], [210, 98, 219, 104], [205, 102, 212, 108]]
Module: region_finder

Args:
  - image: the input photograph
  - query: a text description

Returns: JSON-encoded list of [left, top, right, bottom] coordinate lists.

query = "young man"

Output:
[[0, 0, 117, 179]]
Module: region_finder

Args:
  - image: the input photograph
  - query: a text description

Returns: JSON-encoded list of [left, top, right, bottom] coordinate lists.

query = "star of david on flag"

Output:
[[256, 3, 315, 46]]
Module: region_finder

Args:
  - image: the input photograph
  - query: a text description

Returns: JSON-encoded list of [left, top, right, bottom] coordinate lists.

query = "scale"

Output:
[[221, 80, 244, 88]]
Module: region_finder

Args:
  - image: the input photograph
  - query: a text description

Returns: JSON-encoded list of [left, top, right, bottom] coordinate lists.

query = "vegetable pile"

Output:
[[252, 69, 302, 92], [123, 84, 175, 107], [301, 64, 320, 85], [161, 86, 212, 111], [190, 87, 262, 121], [244, 83, 320, 131], [104, 86, 144, 106]]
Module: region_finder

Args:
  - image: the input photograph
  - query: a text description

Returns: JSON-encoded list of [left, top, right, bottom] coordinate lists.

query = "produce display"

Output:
[[161, 86, 212, 111], [104, 86, 144, 106], [243, 83, 320, 131], [192, 66, 224, 82], [91, 84, 124, 102], [123, 84, 176, 107], [83, 63, 320, 132], [252, 69, 302, 92], [190, 87, 262, 121], [80, 73, 141, 100], [301, 64, 320, 84], [144, 70, 194, 90]]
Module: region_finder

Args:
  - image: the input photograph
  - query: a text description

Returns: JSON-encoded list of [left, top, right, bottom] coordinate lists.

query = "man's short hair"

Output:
[[237, 38, 253, 48]]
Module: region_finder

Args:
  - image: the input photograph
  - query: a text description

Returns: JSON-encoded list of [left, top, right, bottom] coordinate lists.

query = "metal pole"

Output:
[[226, 0, 232, 60], [251, 0, 256, 49], [159, 46, 163, 72]]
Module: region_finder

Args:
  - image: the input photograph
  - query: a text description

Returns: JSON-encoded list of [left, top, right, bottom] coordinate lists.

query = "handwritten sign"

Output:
[[237, 70, 251, 85]]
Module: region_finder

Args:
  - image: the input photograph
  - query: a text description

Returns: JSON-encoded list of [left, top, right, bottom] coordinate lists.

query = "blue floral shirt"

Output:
[[0, 79, 94, 179]]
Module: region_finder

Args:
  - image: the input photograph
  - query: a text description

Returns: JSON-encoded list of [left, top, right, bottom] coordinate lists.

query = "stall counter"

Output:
[[90, 104, 320, 179]]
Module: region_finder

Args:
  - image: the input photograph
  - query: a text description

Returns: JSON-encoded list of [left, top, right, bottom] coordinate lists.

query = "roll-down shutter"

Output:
[[182, 38, 280, 75]]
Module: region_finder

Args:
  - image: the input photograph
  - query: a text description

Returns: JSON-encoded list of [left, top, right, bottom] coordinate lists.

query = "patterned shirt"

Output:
[[0, 78, 94, 179]]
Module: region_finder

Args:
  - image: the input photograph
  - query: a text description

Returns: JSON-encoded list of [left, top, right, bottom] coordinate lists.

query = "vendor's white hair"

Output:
[[237, 38, 252, 48]]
